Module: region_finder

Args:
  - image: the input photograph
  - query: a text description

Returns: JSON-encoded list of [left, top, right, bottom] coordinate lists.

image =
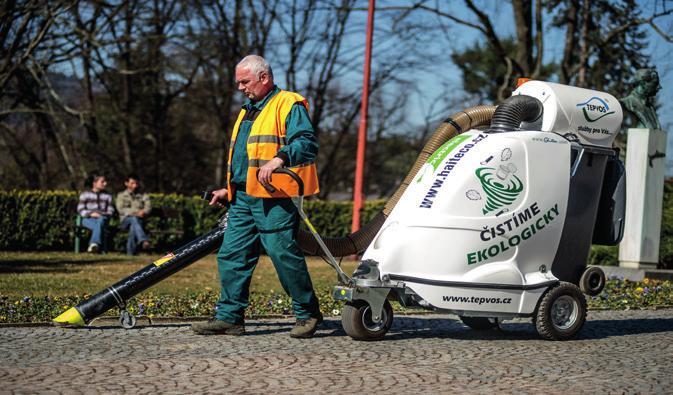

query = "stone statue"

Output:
[[620, 68, 662, 130]]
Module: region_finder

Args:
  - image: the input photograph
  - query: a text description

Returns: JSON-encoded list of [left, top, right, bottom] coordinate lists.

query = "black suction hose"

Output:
[[489, 95, 543, 133], [297, 211, 386, 256]]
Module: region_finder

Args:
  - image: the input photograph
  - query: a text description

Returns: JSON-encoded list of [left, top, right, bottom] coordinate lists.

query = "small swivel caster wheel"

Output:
[[119, 309, 137, 329], [341, 300, 393, 341], [579, 266, 606, 296]]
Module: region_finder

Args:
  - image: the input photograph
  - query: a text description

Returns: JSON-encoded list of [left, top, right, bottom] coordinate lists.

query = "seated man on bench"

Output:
[[116, 174, 152, 255], [78, 173, 115, 253]]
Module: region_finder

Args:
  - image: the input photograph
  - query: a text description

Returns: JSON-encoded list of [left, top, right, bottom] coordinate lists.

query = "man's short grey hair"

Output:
[[237, 55, 274, 81]]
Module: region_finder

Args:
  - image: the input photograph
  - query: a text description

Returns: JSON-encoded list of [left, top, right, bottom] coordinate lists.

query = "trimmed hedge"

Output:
[[660, 182, 673, 268], [0, 191, 226, 252], [0, 190, 384, 253], [1, 186, 671, 268]]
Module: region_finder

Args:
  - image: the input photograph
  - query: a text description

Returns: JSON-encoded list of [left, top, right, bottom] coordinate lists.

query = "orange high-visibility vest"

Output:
[[227, 90, 320, 200]]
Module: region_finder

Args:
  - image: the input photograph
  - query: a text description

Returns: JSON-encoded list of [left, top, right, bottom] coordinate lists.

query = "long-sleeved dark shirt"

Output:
[[230, 86, 319, 184]]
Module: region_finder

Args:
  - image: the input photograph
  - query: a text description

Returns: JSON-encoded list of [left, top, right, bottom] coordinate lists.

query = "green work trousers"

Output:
[[215, 189, 320, 324]]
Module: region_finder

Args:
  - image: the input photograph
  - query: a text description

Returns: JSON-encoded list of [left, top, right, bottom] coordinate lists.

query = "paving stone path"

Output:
[[1, 309, 672, 394]]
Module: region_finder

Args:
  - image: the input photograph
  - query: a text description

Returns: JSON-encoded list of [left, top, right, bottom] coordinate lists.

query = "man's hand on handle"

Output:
[[257, 157, 284, 186]]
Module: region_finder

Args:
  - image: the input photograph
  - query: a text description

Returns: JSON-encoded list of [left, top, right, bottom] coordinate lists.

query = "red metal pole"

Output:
[[352, 0, 375, 233]]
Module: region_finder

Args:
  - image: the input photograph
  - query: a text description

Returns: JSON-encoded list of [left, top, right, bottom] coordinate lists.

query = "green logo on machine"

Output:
[[417, 135, 470, 183], [476, 165, 524, 215], [426, 136, 470, 168]]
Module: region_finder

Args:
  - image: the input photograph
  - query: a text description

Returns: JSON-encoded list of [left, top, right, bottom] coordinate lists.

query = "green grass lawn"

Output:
[[0, 251, 358, 297]]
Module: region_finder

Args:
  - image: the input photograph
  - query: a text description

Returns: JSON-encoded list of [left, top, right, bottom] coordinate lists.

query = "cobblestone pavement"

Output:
[[1, 309, 672, 394]]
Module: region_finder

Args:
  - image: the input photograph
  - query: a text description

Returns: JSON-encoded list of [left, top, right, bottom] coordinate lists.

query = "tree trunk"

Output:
[[560, 0, 578, 84], [512, 0, 533, 76], [121, 1, 135, 174], [577, 0, 591, 87]]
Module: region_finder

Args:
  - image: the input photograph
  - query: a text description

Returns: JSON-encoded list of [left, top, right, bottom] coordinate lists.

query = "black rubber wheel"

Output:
[[579, 266, 606, 296], [459, 316, 498, 330], [341, 300, 393, 341], [535, 282, 587, 340]]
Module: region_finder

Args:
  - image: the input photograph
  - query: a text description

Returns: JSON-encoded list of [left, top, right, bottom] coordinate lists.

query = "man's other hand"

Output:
[[258, 157, 284, 186], [210, 188, 228, 206]]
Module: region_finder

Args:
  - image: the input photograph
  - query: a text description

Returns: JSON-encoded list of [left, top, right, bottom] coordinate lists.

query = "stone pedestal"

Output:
[[619, 128, 667, 269]]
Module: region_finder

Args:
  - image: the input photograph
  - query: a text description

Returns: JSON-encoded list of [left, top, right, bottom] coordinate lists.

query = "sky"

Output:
[[361, 0, 673, 174]]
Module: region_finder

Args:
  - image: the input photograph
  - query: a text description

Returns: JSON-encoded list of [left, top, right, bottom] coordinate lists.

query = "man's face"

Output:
[[125, 178, 139, 193], [93, 177, 107, 192], [235, 66, 271, 101]]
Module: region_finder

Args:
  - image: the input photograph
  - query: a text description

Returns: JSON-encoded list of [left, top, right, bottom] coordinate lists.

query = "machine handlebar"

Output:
[[257, 168, 304, 197]]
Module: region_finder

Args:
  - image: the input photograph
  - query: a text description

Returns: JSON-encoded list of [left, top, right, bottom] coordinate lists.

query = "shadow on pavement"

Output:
[[577, 318, 673, 340], [55, 315, 673, 341], [380, 316, 673, 341]]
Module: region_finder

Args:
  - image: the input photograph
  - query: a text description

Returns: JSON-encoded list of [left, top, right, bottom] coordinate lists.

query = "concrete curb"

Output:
[[599, 265, 673, 281]]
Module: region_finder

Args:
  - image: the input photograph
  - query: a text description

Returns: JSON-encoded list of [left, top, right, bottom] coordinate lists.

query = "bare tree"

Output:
[[0, 1, 65, 93], [0, 1, 85, 188], [268, 0, 435, 197], [188, 0, 280, 187], [380, 0, 672, 100]]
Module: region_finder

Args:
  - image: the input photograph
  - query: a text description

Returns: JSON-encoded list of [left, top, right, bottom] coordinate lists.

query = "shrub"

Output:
[[0, 190, 386, 253], [660, 182, 673, 268], [0, 190, 223, 252], [588, 245, 619, 266], [0, 185, 670, 268]]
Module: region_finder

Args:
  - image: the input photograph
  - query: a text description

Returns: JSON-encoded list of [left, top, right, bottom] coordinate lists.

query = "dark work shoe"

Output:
[[290, 313, 323, 339], [192, 319, 244, 336]]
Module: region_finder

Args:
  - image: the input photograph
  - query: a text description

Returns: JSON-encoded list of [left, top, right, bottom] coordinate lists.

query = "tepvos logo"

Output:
[[576, 97, 615, 122]]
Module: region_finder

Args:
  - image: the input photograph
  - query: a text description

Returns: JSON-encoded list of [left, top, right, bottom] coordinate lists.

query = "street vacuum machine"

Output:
[[55, 80, 625, 342], [333, 80, 626, 341]]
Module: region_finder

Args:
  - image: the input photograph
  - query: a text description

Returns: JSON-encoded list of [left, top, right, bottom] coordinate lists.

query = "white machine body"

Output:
[[362, 130, 571, 315], [336, 82, 624, 341], [356, 81, 624, 318]]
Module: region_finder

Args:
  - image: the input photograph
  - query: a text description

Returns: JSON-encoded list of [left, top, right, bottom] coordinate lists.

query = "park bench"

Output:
[[73, 213, 119, 253], [74, 206, 184, 253]]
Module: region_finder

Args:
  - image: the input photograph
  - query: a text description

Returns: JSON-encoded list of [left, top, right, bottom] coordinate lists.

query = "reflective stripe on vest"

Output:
[[248, 159, 314, 168], [226, 90, 320, 199], [247, 135, 288, 145]]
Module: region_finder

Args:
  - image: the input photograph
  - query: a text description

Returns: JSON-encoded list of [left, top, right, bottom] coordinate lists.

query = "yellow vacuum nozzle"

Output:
[[53, 307, 85, 327]]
